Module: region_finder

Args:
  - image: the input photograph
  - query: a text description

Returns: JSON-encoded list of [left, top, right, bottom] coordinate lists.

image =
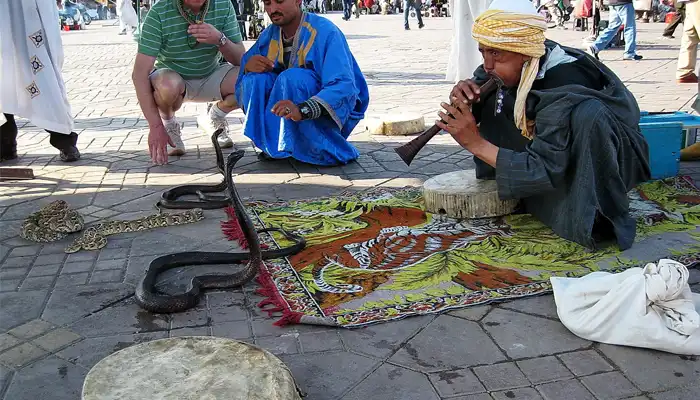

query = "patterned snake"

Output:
[[19, 201, 203, 253], [134, 150, 307, 314], [19, 200, 85, 243], [64, 210, 204, 253]]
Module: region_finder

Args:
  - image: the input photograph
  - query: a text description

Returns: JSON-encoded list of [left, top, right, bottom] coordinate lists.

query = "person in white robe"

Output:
[[117, 0, 139, 35], [445, 0, 493, 82], [0, 0, 80, 162]]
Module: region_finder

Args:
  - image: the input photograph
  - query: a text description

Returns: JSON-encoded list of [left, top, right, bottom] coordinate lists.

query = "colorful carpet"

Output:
[[223, 177, 700, 328]]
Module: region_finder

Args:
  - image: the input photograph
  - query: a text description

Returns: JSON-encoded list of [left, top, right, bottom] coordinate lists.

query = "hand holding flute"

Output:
[[449, 79, 489, 106], [437, 77, 504, 168], [394, 77, 501, 166]]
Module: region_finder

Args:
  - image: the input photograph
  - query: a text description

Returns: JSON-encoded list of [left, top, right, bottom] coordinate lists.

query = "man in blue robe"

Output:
[[235, 0, 369, 166]]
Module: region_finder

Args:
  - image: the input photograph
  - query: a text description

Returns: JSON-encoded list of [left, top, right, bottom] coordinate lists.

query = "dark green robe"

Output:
[[471, 40, 651, 250]]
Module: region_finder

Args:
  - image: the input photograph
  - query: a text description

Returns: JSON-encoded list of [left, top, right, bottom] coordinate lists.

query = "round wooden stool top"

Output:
[[423, 170, 519, 219], [367, 114, 426, 136], [82, 336, 302, 400]]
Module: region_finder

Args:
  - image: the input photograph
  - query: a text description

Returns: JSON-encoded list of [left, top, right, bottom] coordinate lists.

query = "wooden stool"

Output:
[[423, 170, 519, 219], [81, 337, 303, 400], [367, 114, 426, 136]]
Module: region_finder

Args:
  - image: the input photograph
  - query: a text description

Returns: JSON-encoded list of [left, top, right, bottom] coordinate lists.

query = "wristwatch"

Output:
[[298, 100, 322, 120], [217, 32, 228, 47], [299, 104, 312, 119]]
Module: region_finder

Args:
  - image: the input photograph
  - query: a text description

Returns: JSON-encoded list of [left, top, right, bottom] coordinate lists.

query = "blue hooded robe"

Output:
[[235, 12, 369, 166]]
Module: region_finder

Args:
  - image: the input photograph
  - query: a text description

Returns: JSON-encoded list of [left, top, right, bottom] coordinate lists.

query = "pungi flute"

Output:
[[394, 77, 502, 166]]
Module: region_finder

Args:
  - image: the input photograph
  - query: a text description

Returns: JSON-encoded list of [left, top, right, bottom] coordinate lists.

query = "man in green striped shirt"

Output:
[[132, 0, 246, 165]]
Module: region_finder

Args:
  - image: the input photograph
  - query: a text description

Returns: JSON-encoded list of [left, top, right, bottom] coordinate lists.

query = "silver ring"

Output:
[[284, 107, 291, 115]]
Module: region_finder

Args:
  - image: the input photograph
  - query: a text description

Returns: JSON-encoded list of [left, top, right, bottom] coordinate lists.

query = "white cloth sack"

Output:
[[551, 259, 700, 355], [445, 0, 493, 82], [0, 0, 74, 134]]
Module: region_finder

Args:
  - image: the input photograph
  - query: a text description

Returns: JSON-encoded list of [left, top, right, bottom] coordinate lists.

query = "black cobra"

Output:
[[156, 129, 232, 210], [135, 150, 306, 313]]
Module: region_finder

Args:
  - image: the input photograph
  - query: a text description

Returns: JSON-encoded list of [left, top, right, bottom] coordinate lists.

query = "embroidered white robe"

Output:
[[0, 0, 74, 134], [446, 0, 493, 82]]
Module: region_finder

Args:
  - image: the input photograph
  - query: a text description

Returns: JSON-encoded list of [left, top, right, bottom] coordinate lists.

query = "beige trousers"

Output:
[[677, 0, 700, 79]]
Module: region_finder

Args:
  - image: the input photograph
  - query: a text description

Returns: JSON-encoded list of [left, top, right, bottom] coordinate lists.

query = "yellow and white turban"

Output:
[[471, 0, 547, 139]]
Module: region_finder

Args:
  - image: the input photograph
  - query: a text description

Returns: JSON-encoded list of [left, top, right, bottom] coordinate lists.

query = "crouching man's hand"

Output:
[[188, 23, 222, 45], [245, 55, 274, 73], [271, 100, 302, 122]]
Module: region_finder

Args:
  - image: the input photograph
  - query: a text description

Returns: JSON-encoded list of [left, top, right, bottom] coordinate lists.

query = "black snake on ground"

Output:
[[155, 129, 232, 210], [135, 150, 307, 313]]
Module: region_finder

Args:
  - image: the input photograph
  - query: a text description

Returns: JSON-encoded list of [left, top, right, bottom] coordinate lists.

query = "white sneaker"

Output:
[[197, 105, 233, 148], [165, 122, 185, 156]]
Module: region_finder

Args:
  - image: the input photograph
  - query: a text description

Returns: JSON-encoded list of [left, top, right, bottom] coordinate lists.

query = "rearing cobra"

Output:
[[134, 150, 306, 313]]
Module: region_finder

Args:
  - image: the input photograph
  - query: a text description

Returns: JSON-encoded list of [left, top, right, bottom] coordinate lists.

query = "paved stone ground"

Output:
[[1, 13, 700, 400]]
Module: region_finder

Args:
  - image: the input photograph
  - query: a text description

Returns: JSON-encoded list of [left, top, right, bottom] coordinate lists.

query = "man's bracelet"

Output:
[[297, 100, 323, 120]]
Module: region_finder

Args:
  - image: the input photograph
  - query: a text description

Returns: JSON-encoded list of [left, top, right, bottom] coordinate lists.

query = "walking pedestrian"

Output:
[[117, 0, 138, 35], [404, 0, 424, 30], [677, 0, 700, 83], [663, 1, 685, 38], [342, 0, 353, 19], [587, 0, 643, 61]]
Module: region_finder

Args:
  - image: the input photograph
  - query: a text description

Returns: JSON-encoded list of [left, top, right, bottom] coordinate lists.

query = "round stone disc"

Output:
[[423, 170, 519, 218], [81, 336, 302, 400]]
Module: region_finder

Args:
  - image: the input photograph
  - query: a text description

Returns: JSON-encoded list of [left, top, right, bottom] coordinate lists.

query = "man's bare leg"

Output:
[[150, 70, 186, 156], [218, 67, 240, 112]]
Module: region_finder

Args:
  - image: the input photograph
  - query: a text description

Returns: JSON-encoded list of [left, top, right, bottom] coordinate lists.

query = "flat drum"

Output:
[[423, 170, 519, 219], [81, 336, 303, 400]]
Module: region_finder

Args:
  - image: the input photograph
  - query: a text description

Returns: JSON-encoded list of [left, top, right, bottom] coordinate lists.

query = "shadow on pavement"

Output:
[[345, 34, 389, 40], [0, 138, 476, 212]]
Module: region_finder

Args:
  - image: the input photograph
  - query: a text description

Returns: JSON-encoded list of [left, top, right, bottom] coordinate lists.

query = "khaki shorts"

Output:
[[184, 63, 239, 102], [152, 64, 239, 103]]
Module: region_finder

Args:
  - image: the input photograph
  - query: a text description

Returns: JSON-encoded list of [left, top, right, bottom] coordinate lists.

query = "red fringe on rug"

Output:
[[221, 205, 299, 326], [221, 206, 249, 248], [255, 267, 304, 326], [221, 205, 269, 250]]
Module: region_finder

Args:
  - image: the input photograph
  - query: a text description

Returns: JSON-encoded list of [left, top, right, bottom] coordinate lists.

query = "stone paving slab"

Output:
[[0, 14, 699, 400]]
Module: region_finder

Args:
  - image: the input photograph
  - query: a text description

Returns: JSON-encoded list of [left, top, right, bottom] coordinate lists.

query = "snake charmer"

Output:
[[438, 0, 651, 250]]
